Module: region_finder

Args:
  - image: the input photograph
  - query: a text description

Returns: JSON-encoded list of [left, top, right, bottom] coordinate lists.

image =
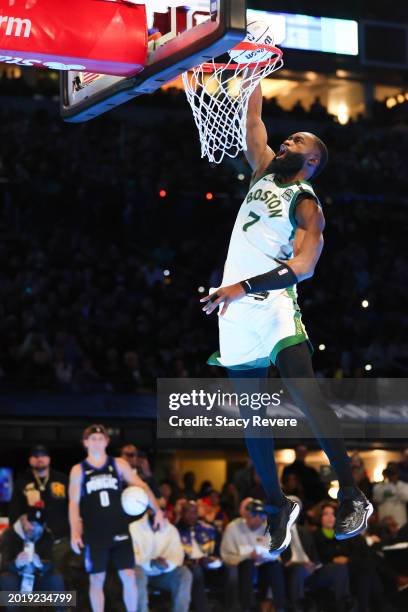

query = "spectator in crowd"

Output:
[[198, 489, 228, 533], [221, 498, 285, 612], [281, 446, 327, 505], [8, 445, 70, 575], [220, 482, 240, 521], [120, 444, 162, 500], [281, 496, 351, 612], [164, 466, 183, 502], [350, 452, 373, 499], [373, 462, 408, 528], [168, 496, 186, 525], [177, 501, 223, 612], [314, 502, 390, 612], [119, 444, 139, 473], [130, 510, 192, 612], [159, 480, 176, 518], [181, 471, 198, 501], [372, 515, 401, 542], [233, 459, 254, 500], [198, 480, 213, 498], [281, 472, 306, 506], [0, 505, 64, 611], [398, 448, 408, 483], [248, 472, 268, 502]]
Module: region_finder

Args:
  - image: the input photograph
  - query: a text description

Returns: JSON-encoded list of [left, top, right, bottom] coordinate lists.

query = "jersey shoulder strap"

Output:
[[291, 180, 321, 207], [287, 181, 321, 230]]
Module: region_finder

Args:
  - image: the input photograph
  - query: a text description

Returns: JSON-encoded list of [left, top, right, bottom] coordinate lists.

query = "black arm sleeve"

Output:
[[240, 261, 298, 293]]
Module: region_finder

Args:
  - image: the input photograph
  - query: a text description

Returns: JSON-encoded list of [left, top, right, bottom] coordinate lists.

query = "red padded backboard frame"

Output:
[[60, 0, 247, 122], [0, 0, 147, 76]]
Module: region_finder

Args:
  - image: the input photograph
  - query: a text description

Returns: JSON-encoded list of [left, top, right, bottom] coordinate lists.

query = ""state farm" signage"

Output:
[[0, 0, 147, 76]]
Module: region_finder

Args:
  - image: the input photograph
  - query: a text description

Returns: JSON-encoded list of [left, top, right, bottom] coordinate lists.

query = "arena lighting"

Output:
[[206, 192, 214, 201], [328, 481, 339, 499], [279, 449, 296, 464], [361, 299, 369, 308], [336, 102, 349, 125], [159, 189, 167, 198], [198, 286, 205, 293], [364, 364, 373, 372], [163, 269, 170, 277], [373, 463, 387, 482], [318, 344, 326, 351], [237, 173, 245, 181], [386, 93, 408, 108]]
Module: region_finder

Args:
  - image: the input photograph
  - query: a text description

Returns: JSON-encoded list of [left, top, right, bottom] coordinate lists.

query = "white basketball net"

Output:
[[182, 50, 283, 164]]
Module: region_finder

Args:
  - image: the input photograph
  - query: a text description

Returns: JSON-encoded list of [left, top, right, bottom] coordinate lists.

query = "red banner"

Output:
[[0, 0, 147, 76]]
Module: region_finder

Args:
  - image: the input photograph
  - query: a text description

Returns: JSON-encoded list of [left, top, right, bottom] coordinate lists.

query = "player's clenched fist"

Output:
[[200, 283, 246, 316]]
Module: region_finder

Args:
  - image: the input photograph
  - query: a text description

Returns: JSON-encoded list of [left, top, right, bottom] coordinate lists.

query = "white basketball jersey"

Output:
[[221, 174, 319, 288]]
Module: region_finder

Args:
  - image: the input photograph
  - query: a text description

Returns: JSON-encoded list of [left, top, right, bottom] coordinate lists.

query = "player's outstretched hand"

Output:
[[71, 533, 84, 555], [200, 283, 246, 316]]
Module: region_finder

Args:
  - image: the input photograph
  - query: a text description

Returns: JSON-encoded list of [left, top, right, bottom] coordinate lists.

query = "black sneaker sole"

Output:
[[269, 501, 300, 553], [335, 501, 373, 540]]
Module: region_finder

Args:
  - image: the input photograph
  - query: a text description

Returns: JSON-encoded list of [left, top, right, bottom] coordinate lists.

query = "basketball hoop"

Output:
[[182, 41, 284, 164]]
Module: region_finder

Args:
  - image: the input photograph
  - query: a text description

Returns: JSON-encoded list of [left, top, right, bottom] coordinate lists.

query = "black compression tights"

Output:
[[228, 342, 354, 507]]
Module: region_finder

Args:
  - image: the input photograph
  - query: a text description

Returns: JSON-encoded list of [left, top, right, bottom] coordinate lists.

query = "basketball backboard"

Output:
[[60, 0, 246, 122]]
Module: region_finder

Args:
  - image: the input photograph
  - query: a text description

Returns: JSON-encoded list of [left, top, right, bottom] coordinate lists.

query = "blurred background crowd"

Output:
[[1, 443, 408, 611], [0, 90, 407, 391]]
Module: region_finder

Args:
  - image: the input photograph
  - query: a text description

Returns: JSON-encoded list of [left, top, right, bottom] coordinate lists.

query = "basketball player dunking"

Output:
[[69, 425, 164, 612], [201, 83, 373, 553]]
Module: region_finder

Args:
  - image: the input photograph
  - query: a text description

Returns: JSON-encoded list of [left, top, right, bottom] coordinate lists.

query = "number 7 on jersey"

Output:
[[243, 211, 260, 232]]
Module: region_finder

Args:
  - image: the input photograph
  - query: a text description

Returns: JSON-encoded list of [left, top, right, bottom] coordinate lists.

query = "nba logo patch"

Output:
[[281, 189, 294, 202]]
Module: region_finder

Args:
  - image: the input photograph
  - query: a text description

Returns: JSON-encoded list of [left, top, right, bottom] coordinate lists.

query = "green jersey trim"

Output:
[[269, 334, 313, 365], [207, 351, 270, 370], [288, 187, 320, 239], [274, 177, 313, 188]]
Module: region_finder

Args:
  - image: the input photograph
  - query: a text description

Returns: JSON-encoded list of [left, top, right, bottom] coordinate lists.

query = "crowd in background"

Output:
[[0, 92, 407, 391], [1, 443, 408, 611]]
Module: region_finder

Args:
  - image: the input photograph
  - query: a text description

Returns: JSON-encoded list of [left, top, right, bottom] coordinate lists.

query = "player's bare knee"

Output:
[[119, 568, 136, 583], [89, 572, 106, 587]]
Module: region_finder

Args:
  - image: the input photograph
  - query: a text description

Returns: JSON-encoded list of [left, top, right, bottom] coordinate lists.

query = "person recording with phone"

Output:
[[0, 504, 64, 611]]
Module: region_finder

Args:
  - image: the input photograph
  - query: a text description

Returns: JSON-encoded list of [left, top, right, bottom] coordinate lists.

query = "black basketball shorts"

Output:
[[84, 533, 135, 574]]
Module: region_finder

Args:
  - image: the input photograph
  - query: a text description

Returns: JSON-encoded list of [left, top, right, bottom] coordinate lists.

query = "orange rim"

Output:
[[194, 41, 283, 73]]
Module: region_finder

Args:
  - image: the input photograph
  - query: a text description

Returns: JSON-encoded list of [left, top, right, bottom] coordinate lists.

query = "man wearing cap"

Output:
[[0, 504, 65, 610], [9, 445, 70, 574], [69, 424, 164, 612], [221, 498, 285, 612]]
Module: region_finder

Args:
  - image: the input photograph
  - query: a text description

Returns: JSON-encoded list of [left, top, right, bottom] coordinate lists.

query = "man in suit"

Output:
[[281, 497, 351, 612]]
